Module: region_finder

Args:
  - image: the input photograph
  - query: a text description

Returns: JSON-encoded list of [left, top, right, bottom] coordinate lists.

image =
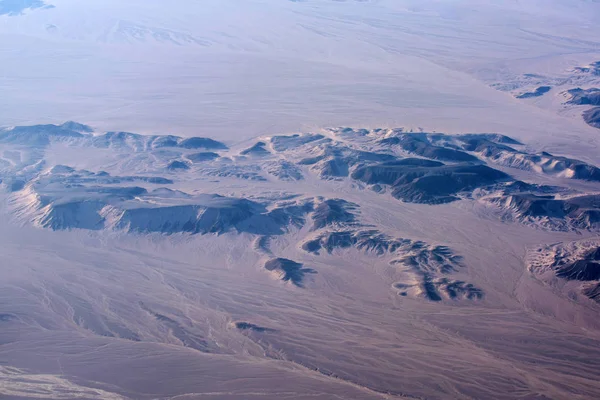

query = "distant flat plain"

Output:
[[2, 1, 600, 399]]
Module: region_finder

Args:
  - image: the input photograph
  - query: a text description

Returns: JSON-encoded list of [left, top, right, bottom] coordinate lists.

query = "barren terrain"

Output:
[[2, 1, 600, 399]]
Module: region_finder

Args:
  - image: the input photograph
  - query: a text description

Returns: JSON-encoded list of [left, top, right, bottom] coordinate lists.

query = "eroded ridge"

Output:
[[527, 239, 600, 304], [3, 123, 600, 235], [3, 121, 600, 302], [2, 121, 600, 399]]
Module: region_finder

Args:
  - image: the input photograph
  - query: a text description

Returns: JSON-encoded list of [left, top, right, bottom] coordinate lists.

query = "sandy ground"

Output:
[[2, 1, 600, 399]]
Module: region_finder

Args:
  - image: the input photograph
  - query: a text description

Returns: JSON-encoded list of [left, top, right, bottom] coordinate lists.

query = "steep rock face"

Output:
[[91, 131, 154, 151], [299, 144, 397, 179], [487, 194, 600, 231], [460, 137, 600, 181], [59, 121, 93, 133], [34, 200, 107, 231], [167, 160, 190, 171], [303, 229, 482, 302], [234, 322, 275, 333], [12, 169, 315, 235], [516, 86, 551, 99], [185, 152, 220, 163], [566, 88, 600, 106], [311, 199, 358, 230], [303, 230, 415, 255], [90, 132, 227, 152], [458, 137, 520, 158], [0, 123, 227, 155], [395, 276, 483, 302], [584, 107, 600, 129], [12, 181, 147, 231], [101, 200, 258, 234], [555, 248, 600, 281], [428, 279, 483, 301], [528, 241, 600, 304], [240, 142, 270, 157], [491, 194, 576, 218], [151, 136, 180, 148], [452, 133, 522, 145], [264, 128, 600, 198], [352, 160, 509, 204], [0, 124, 84, 146], [379, 133, 478, 162], [262, 160, 303, 181], [178, 137, 228, 150], [583, 283, 600, 302], [200, 164, 267, 181], [264, 258, 316, 287]]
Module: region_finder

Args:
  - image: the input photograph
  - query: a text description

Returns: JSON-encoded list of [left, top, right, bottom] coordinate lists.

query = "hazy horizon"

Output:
[[2, 1, 600, 399]]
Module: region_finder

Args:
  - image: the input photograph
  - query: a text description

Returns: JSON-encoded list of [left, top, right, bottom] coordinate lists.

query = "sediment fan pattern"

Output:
[[491, 59, 600, 130], [2, 122, 600, 399]]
